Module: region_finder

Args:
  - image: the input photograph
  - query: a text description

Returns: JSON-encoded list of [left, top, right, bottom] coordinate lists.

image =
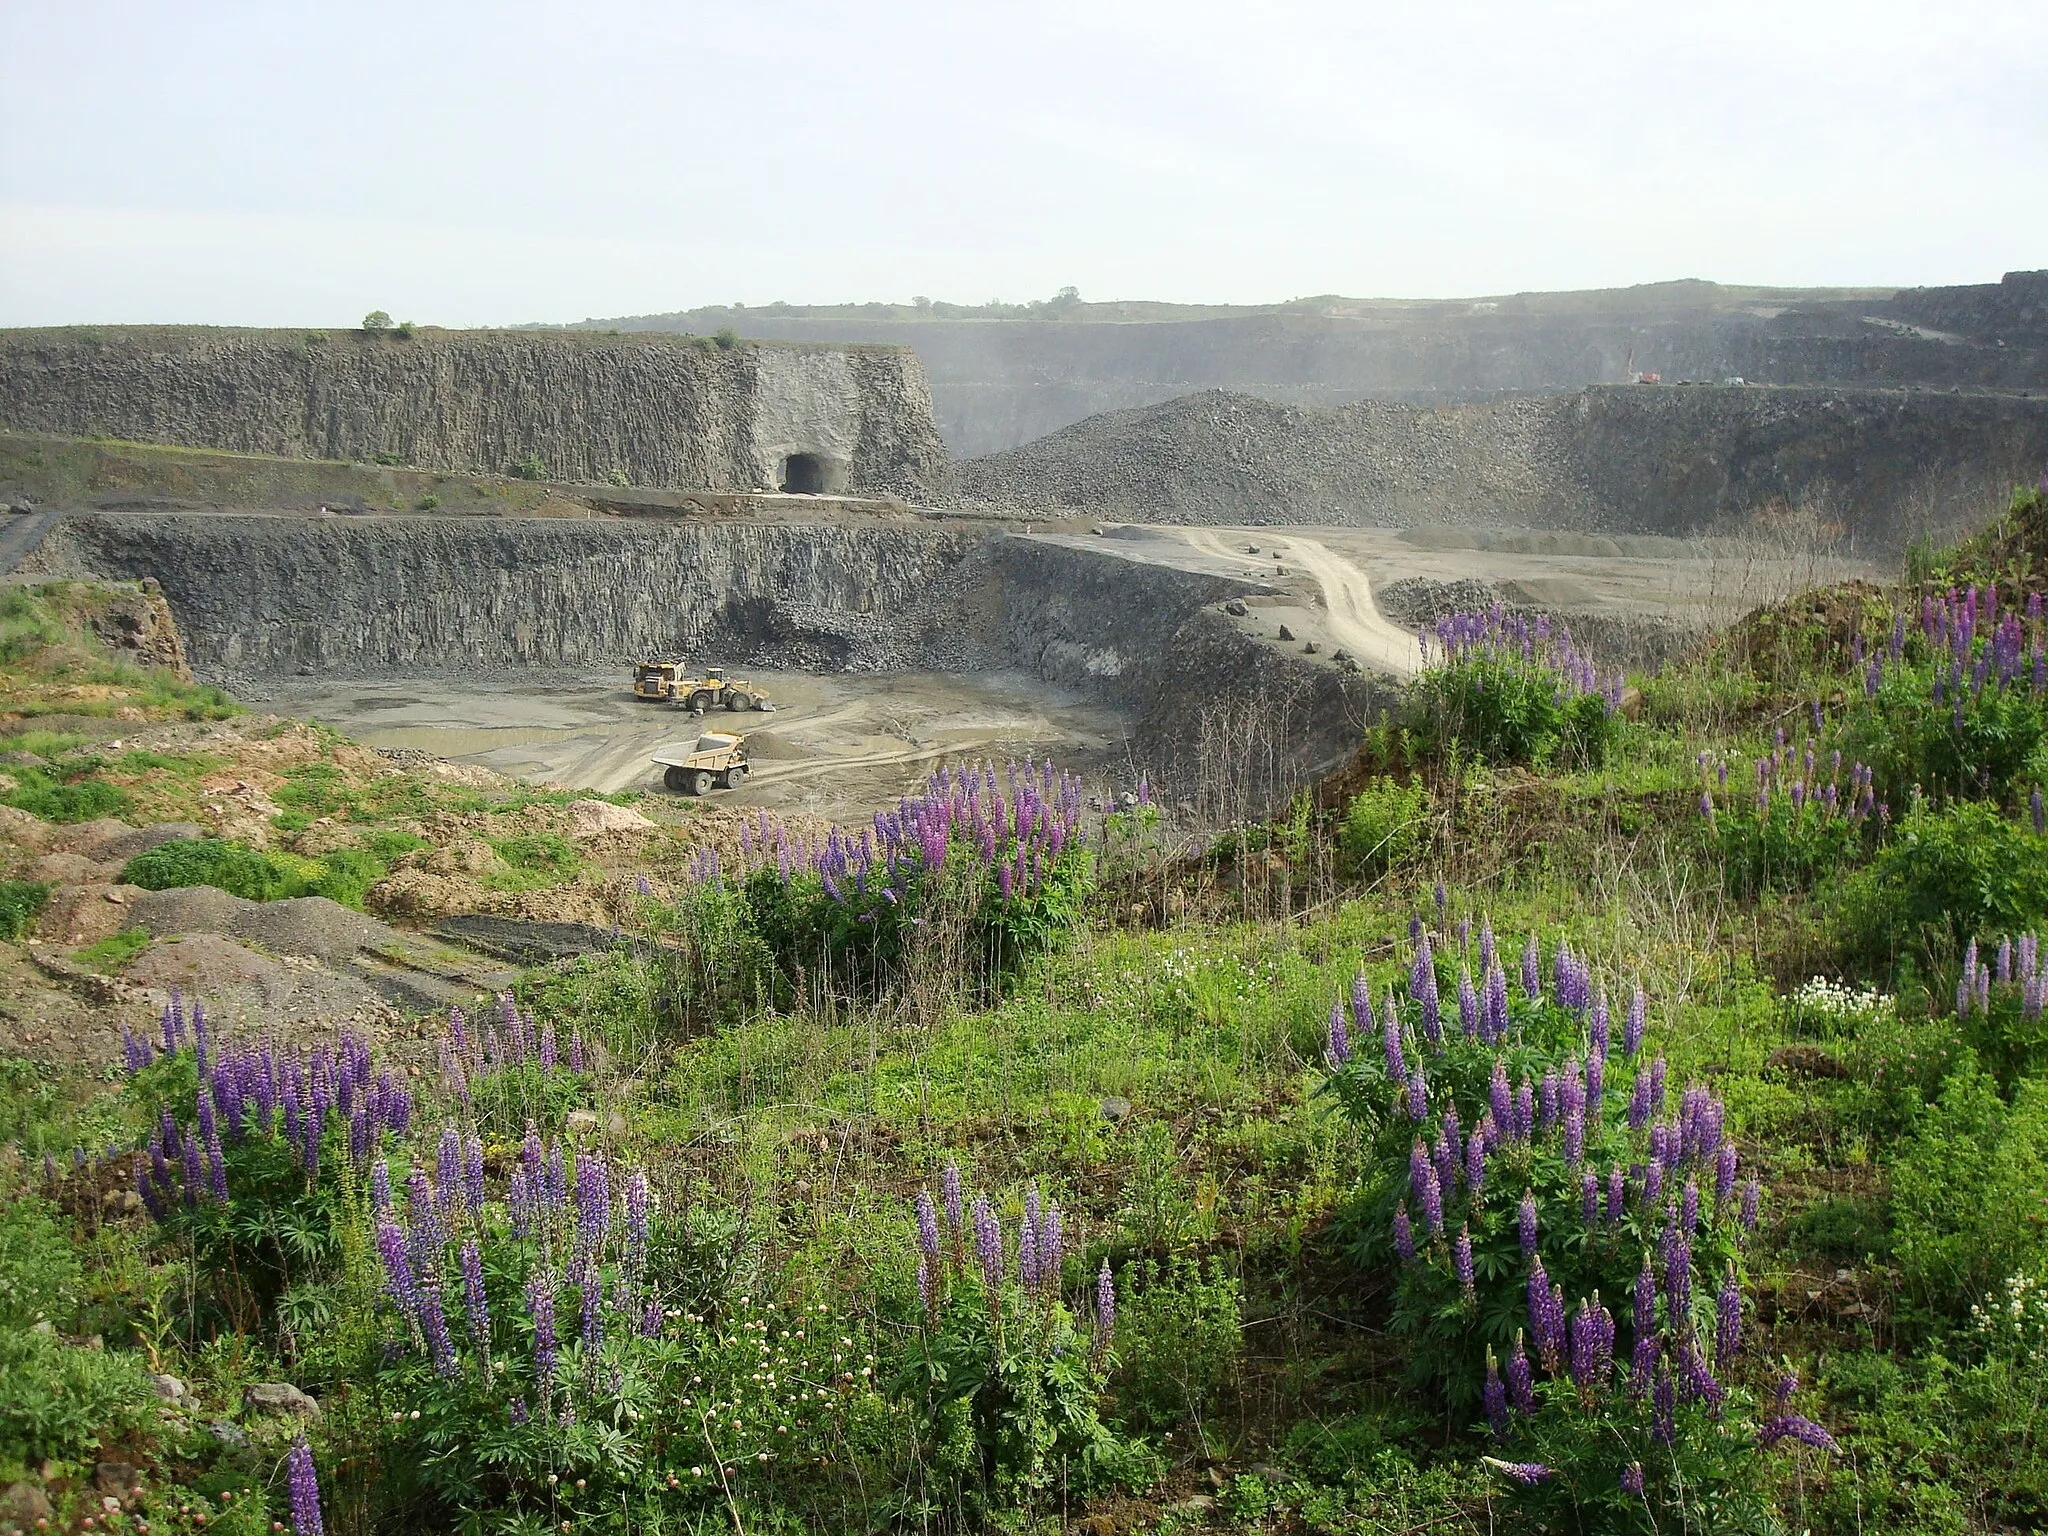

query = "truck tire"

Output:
[[725, 763, 748, 787], [688, 770, 712, 796], [664, 766, 688, 792], [688, 691, 714, 712], [725, 692, 750, 711]]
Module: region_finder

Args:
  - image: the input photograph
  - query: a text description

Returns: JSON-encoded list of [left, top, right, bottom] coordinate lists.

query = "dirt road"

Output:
[[258, 669, 1131, 823]]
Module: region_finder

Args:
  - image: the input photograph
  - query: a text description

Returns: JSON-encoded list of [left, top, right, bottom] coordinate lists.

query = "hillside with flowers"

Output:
[[2, 475, 2048, 1536]]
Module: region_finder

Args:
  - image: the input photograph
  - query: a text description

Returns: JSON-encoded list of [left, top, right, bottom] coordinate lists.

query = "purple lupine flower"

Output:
[[1590, 986, 1610, 1060], [1521, 934, 1541, 1002], [1514, 1079, 1534, 1141], [1759, 1415, 1840, 1453], [419, 1285, 457, 1377], [1382, 998, 1406, 1081], [625, 1168, 651, 1270], [376, 1215, 419, 1326], [916, 1256, 934, 1315], [1563, 1106, 1585, 1168], [1652, 1358, 1677, 1443], [1681, 1178, 1700, 1236], [1453, 1225, 1476, 1303], [287, 1437, 324, 1536], [1679, 1334, 1724, 1415], [1505, 1332, 1535, 1415], [1490, 1057, 1512, 1132], [1739, 1176, 1761, 1235], [1625, 984, 1646, 1057], [915, 1189, 942, 1265], [1351, 969, 1374, 1046], [1393, 1201, 1415, 1262], [1488, 1461, 1553, 1487], [1518, 1189, 1538, 1257], [1528, 1258, 1563, 1371], [973, 1196, 1002, 1294], [570, 1029, 586, 1072], [1714, 1265, 1741, 1369], [1484, 961, 1509, 1040], [1662, 1211, 1693, 1333], [1607, 1165, 1626, 1227], [1018, 1213, 1039, 1291], [1095, 1258, 1116, 1345], [1325, 998, 1351, 1067], [460, 1238, 491, 1353], [1539, 1070, 1560, 1134], [579, 1265, 603, 1354], [1417, 1160, 1445, 1236], [943, 1160, 964, 1241], [1620, 1463, 1645, 1495], [1458, 968, 1479, 1037], [1483, 1349, 1510, 1436], [1406, 1065, 1428, 1122], [527, 1271, 556, 1400], [1715, 1142, 1738, 1207], [1581, 1170, 1599, 1230]]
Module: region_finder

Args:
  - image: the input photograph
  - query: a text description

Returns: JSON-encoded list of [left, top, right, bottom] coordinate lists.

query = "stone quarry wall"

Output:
[[0, 328, 947, 498], [27, 512, 1363, 774], [952, 384, 2048, 551], [587, 274, 2048, 454]]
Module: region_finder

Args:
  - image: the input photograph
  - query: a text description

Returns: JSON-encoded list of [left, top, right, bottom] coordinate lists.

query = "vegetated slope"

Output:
[[952, 383, 2048, 548]]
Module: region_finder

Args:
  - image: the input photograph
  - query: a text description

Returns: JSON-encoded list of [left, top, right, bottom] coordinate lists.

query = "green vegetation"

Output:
[[1, 479, 2046, 1533], [0, 880, 48, 939], [70, 925, 150, 972]]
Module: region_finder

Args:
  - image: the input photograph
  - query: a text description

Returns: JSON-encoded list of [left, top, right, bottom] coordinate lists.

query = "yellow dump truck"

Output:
[[652, 732, 751, 795], [634, 661, 691, 701]]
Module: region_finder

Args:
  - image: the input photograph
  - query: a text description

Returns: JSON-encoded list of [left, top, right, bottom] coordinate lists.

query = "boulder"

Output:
[[245, 1381, 320, 1419], [149, 1373, 187, 1402]]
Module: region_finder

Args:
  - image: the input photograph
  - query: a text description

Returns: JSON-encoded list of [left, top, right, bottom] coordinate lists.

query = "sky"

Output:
[[1, 0, 2045, 327]]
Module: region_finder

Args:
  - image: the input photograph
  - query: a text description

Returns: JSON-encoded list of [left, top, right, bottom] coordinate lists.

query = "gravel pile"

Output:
[[130, 887, 390, 962], [948, 389, 1585, 527]]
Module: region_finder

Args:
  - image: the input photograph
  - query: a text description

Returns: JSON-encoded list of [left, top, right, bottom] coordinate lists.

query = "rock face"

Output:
[[950, 384, 2048, 551], [0, 328, 947, 498], [581, 271, 2048, 454], [30, 511, 1370, 783]]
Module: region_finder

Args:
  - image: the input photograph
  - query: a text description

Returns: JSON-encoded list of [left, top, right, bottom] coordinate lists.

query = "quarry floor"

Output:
[[247, 668, 1134, 822]]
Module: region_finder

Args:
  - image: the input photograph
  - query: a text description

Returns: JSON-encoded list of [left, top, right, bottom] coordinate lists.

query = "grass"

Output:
[[0, 486, 2045, 1533], [70, 926, 150, 973]]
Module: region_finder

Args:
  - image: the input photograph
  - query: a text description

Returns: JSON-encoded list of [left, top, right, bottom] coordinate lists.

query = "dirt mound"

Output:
[[231, 896, 391, 962], [128, 885, 388, 960], [950, 389, 1577, 526], [132, 884, 253, 937], [36, 883, 151, 945], [562, 799, 655, 841], [125, 932, 288, 991]]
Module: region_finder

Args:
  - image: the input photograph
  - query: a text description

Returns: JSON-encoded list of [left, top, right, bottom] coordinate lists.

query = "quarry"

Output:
[[12, 285, 2043, 807], [6, 286, 2048, 1536]]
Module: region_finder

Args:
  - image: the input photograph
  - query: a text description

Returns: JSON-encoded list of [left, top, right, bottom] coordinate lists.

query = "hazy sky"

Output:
[[2, 0, 2044, 326]]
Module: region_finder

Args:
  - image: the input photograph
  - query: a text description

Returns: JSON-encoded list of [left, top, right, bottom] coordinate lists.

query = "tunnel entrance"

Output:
[[780, 453, 827, 494]]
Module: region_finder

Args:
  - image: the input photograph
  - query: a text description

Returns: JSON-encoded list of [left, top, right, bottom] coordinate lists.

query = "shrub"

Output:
[[0, 1196, 82, 1329], [361, 309, 391, 332], [1106, 1257, 1242, 1434], [1832, 801, 2048, 976], [0, 880, 48, 940], [509, 451, 549, 481], [121, 837, 303, 902], [2, 771, 132, 823], [1697, 742, 1878, 897], [1338, 776, 1429, 879], [1890, 1068, 2048, 1319], [0, 1323, 157, 1470], [1403, 608, 1623, 768], [1326, 925, 1759, 1407], [414, 493, 440, 510], [713, 326, 740, 350]]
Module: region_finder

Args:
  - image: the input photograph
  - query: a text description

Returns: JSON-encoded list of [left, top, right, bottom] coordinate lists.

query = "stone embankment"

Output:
[[950, 384, 2048, 551], [0, 328, 948, 498]]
